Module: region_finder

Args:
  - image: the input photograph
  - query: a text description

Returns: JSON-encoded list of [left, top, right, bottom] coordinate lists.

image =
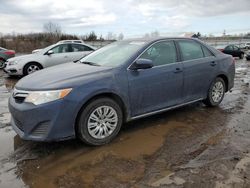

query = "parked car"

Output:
[[4, 42, 95, 76], [31, 40, 87, 54], [218, 45, 244, 59], [246, 51, 250, 61], [246, 43, 250, 49], [32, 49, 42, 54], [9, 38, 235, 145], [0, 47, 15, 69], [239, 43, 250, 49]]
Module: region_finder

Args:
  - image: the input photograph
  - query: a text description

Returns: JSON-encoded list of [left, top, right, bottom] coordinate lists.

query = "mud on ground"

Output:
[[0, 59, 250, 188]]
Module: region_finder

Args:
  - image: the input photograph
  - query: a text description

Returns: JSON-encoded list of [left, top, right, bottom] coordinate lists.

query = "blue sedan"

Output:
[[9, 38, 235, 145]]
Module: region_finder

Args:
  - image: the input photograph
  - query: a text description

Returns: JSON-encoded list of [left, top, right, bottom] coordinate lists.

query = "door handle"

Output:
[[210, 61, 217, 66], [174, 67, 183, 73], [64, 56, 68, 58]]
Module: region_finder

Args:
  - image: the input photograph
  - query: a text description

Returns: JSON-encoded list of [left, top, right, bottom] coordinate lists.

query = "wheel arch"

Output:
[[23, 61, 43, 74], [74, 92, 129, 132], [217, 74, 229, 92]]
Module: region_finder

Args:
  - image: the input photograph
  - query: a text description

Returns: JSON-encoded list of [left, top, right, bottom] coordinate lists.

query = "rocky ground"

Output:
[[0, 58, 250, 188]]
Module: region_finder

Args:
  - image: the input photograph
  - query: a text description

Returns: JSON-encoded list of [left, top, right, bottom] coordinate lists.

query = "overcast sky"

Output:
[[0, 0, 249, 37]]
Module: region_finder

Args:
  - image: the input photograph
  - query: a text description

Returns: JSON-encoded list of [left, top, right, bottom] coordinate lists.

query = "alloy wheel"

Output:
[[87, 105, 118, 139], [27, 65, 40, 74], [211, 81, 224, 103]]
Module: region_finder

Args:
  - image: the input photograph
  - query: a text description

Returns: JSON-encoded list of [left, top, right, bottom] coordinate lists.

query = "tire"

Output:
[[76, 98, 123, 145], [23, 62, 42, 75], [0, 59, 6, 69], [203, 77, 225, 107], [240, 53, 244, 59]]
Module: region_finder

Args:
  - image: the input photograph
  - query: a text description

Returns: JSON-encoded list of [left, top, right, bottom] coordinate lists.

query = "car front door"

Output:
[[43, 44, 71, 67], [177, 40, 217, 102], [127, 40, 184, 117]]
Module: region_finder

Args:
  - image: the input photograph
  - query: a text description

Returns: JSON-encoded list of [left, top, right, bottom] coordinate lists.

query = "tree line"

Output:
[[0, 22, 123, 53]]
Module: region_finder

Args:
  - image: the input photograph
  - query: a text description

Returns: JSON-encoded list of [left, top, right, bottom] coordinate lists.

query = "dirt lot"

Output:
[[0, 58, 250, 188]]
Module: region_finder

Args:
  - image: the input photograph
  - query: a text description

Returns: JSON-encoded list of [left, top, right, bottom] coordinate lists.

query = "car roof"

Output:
[[123, 37, 202, 44], [57, 40, 84, 44], [123, 37, 221, 56]]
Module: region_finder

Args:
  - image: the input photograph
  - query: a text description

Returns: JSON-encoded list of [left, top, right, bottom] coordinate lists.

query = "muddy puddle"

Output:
[[0, 59, 250, 188], [18, 121, 182, 188]]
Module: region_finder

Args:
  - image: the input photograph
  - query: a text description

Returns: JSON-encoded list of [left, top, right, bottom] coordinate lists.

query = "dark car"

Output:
[[9, 38, 235, 145], [219, 45, 244, 59], [0, 47, 15, 68]]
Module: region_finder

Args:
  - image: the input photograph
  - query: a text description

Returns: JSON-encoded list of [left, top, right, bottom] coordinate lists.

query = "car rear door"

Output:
[[177, 39, 218, 102], [127, 40, 184, 117], [233, 45, 242, 57], [67, 44, 94, 62]]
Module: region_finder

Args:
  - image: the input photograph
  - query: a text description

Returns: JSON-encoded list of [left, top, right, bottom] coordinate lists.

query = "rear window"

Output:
[[202, 46, 214, 57], [178, 40, 204, 61], [71, 44, 93, 52]]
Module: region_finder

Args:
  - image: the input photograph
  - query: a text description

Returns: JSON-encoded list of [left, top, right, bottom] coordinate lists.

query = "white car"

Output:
[[245, 43, 250, 49], [4, 42, 95, 76], [57, 40, 85, 44], [239, 43, 250, 49]]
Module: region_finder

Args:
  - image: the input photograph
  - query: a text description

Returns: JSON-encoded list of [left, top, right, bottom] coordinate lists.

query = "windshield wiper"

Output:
[[81, 61, 100, 66]]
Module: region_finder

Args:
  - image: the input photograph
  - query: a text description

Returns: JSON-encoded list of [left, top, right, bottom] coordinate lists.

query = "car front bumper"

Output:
[[4, 65, 23, 75], [8, 95, 77, 141]]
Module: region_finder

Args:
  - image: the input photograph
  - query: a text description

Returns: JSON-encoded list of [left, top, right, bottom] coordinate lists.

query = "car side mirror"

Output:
[[130, 58, 153, 70], [46, 50, 54, 55]]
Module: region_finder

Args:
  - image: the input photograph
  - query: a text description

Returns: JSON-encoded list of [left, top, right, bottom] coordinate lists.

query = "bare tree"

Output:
[[43, 22, 62, 36], [106, 32, 116, 40], [118, 33, 124, 40], [150, 31, 159, 38], [86, 31, 97, 41]]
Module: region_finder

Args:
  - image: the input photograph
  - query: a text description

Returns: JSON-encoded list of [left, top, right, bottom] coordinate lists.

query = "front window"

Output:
[[79, 41, 145, 67], [225, 45, 233, 51], [50, 44, 70, 54], [140, 41, 177, 66]]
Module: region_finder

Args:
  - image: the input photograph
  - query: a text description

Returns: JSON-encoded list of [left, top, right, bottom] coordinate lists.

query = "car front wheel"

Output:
[[203, 77, 225, 107], [77, 98, 123, 145], [23, 62, 42, 75]]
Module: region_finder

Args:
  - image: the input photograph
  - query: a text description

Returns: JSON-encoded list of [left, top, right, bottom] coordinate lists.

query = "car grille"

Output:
[[31, 121, 50, 137]]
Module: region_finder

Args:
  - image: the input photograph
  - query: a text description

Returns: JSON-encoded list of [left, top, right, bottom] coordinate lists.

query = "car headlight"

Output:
[[24, 88, 72, 105], [8, 60, 20, 66]]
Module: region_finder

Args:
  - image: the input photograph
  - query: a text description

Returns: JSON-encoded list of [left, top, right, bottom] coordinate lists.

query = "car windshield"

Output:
[[79, 41, 145, 67]]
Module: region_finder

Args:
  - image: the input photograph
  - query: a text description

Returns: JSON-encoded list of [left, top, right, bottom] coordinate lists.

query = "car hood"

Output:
[[8, 54, 36, 62], [15, 62, 113, 90]]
